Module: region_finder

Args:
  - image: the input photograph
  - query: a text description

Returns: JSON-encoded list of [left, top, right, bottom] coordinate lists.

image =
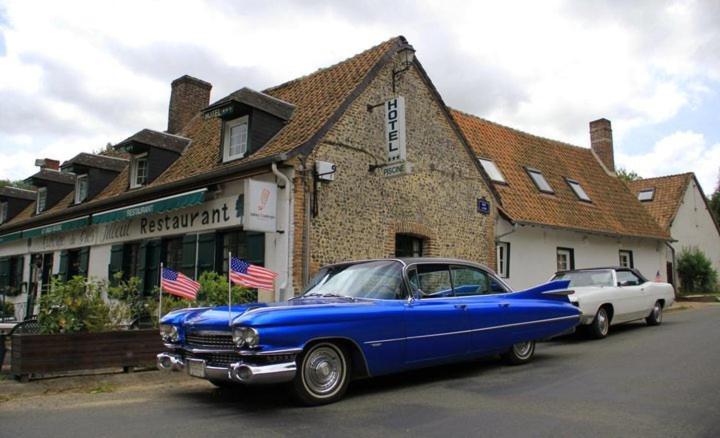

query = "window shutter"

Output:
[[78, 248, 90, 277], [196, 232, 216, 275], [144, 240, 162, 295], [108, 244, 124, 283], [181, 234, 197, 279], [247, 232, 265, 266], [137, 241, 148, 292], [58, 251, 69, 281], [0, 257, 9, 293], [14, 256, 24, 293]]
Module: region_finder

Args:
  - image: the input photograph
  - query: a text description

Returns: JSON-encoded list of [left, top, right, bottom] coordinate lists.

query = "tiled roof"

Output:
[[627, 173, 693, 231], [115, 129, 190, 154], [62, 152, 128, 173], [451, 110, 670, 240], [26, 169, 75, 186]]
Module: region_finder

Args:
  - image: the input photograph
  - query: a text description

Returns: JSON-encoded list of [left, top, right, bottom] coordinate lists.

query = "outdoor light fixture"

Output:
[[392, 45, 416, 92]]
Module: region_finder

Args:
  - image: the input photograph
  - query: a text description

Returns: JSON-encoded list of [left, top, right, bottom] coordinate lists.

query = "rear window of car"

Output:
[[553, 270, 614, 287]]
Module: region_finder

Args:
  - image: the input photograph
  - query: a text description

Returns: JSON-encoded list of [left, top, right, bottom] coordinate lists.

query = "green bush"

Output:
[[107, 273, 158, 327], [196, 271, 256, 306], [1, 301, 14, 318], [677, 247, 718, 294], [38, 276, 110, 334]]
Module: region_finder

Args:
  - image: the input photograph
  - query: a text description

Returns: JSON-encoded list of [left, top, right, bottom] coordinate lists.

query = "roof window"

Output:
[[526, 168, 554, 194], [478, 158, 506, 183], [638, 188, 655, 202], [566, 178, 591, 202]]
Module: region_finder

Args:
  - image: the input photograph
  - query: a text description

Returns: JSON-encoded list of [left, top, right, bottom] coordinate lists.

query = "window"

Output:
[[130, 154, 148, 188], [638, 189, 655, 202], [556, 247, 575, 272], [162, 237, 184, 272], [223, 116, 249, 162], [408, 264, 452, 298], [75, 174, 89, 204], [451, 266, 490, 296], [526, 168, 554, 193], [121, 242, 142, 280], [566, 178, 591, 202], [619, 250, 634, 268], [220, 230, 264, 276], [496, 241, 510, 278], [478, 158, 506, 183], [36, 187, 47, 213], [0, 202, 7, 224], [395, 234, 424, 257], [616, 269, 643, 287]]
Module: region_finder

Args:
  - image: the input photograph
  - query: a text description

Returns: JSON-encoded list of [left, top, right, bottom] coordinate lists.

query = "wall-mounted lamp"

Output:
[[392, 45, 416, 93]]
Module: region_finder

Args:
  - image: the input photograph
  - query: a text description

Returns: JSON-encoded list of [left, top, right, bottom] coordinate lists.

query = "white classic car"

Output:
[[551, 267, 675, 339]]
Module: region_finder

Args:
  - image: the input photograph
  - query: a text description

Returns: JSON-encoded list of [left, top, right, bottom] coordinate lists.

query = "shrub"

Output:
[[38, 276, 110, 334], [107, 273, 159, 327], [196, 271, 256, 306], [677, 247, 718, 294], [1, 301, 14, 319]]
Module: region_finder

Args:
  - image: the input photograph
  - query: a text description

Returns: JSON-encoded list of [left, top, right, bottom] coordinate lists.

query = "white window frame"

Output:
[[556, 247, 574, 272], [223, 116, 249, 163], [496, 241, 510, 278], [478, 158, 506, 183], [638, 189, 655, 202], [75, 174, 89, 204], [566, 178, 591, 202], [130, 153, 148, 189], [36, 187, 47, 214], [0, 201, 7, 224], [526, 167, 554, 194], [619, 250, 634, 268]]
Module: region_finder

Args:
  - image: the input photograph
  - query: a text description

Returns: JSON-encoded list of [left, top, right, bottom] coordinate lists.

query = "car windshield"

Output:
[[553, 270, 614, 287], [303, 260, 406, 300]]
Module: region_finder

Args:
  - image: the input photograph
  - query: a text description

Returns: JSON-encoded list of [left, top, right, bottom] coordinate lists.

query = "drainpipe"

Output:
[[300, 156, 311, 288], [271, 162, 292, 301]]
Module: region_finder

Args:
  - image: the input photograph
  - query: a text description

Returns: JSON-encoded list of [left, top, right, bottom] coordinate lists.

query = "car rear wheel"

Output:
[[589, 307, 610, 339], [646, 301, 663, 326], [502, 340, 536, 365], [293, 342, 350, 406]]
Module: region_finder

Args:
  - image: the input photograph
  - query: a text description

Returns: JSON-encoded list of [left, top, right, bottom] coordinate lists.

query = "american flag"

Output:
[[161, 267, 200, 300], [230, 257, 277, 290]]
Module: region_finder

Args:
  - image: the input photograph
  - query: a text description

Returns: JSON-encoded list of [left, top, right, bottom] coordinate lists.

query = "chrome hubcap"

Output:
[[654, 304, 662, 322], [598, 310, 609, 335], [513, 341, 533, 359], [303, 346, 343, 396]]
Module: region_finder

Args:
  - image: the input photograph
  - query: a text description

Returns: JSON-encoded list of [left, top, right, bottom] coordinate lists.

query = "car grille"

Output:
[[185, 331, 234, 349], [186, 352, 239, 368]]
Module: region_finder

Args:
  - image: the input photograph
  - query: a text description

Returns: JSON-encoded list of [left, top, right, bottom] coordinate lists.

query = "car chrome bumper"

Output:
[[156, 352, 296, 384]]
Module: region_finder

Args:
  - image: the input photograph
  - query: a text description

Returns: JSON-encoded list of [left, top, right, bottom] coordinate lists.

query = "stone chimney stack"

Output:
[[589, 118, 615, 172], [35, 158, 60, 171], [167, 75, 212, 135]]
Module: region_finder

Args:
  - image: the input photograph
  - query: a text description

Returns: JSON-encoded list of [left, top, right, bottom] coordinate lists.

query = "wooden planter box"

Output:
[[11, 329, 163, 381]]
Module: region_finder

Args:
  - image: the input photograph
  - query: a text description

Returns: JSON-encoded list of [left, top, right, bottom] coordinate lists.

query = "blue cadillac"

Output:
[[157, 258, 580, 405]]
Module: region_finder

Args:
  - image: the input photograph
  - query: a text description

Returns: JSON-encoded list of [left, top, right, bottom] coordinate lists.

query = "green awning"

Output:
[[23, 216, 90, 239], [0, 231, 23, 244], [91, 188, 207, 225]]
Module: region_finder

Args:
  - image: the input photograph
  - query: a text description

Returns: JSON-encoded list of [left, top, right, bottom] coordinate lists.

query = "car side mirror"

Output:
[[408, 288, 422, 302]]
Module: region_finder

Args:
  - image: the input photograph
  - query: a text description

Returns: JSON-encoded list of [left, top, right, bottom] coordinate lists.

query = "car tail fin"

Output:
[[511, 280, 574, 302]]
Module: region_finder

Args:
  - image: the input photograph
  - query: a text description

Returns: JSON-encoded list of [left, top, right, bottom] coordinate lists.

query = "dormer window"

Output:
[[478, 158, 506, 183], [223, 116, 249, 162], [526, 168, 554, 194], [638, 188, 655, 202], [130, 154, 148, 189], [566, 178, 592, 202], [75, 174, 89, 204], [0, 202, 7, 224], [36, 187, 47, 213]]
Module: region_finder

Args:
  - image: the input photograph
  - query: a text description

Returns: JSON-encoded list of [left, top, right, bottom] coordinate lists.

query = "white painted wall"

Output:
[[497, 219, 668, 290], [670, 180, 720, 273]]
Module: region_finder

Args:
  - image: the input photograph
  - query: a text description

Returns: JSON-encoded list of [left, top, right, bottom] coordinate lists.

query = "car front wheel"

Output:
[[589, 307, 610, 339], [502, 340, 536, 365], [646, 301, 663, 326], [293, 342, 350, 406]]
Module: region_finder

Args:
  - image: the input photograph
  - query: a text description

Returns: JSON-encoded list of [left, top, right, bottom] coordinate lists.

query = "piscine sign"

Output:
[[381, 162, 412, 178]]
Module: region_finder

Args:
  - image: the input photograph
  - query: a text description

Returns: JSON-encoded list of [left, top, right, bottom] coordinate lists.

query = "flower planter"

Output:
[[10, 329, 163, 381]]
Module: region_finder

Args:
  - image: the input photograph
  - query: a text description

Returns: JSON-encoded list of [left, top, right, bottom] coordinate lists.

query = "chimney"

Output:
[[35, 158, 60, 171], [167, 75, 212, 135], [589, 118, 615, 172]]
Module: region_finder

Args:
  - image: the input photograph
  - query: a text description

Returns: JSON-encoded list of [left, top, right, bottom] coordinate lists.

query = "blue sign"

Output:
[[477, 197, 490, 215]]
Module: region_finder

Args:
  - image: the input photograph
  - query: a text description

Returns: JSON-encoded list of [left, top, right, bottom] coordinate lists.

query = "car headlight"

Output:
[[232, 327, 259, 348], [160, 324, 179, 343]]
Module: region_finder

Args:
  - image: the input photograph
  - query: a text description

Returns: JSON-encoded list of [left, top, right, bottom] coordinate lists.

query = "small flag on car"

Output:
[[161, 267, 200, 300], [655, 270, 662, 282], [229, 257, 278, 290]]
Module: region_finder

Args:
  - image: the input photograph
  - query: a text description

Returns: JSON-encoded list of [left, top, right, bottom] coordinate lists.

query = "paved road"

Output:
[[2, 306, 719, 438]]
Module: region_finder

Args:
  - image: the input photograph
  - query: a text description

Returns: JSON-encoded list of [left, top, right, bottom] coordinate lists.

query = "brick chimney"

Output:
[[34, 158, 60, 171], [167, 75, 212, 135], [589, 118, 615, 172]]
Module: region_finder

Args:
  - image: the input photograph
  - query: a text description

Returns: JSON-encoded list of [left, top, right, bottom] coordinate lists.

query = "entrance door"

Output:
[[666, 262, 674, 287]]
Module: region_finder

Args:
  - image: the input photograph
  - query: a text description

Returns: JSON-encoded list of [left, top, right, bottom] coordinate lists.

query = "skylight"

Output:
[[478, 158, 506, 183], [566, 178, 591, 202], [526, 168, 554, 193], [638, 189, 655, 202]]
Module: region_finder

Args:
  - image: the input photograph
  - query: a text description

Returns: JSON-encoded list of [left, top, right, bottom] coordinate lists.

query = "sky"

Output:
[[0, 0, 718, 193]]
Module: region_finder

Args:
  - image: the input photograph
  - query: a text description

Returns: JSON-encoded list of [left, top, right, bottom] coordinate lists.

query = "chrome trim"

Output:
[[229, 361, 296, 384], [187, 330, 232, 336], [182, 347, 237, 354], [157, 353, 185, 371], [364, 314, 580, 345], [238, 347, 303, 356]]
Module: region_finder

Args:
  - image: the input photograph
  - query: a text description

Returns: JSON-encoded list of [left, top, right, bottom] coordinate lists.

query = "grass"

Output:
[[88, 382, 115, 394]]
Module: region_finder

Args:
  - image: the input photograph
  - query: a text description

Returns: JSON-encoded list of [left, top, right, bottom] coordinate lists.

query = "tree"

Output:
[[676, 247, 718, 294], [0, 179, 33, 190], [709, 169, 720, 222], [616, 168, 641, 182]]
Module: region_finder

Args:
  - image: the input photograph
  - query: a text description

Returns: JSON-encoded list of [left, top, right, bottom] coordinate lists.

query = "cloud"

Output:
[[617, 130, 720, 193]]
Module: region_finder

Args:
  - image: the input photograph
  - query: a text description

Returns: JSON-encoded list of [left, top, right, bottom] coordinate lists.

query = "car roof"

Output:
[[322, 257, 493, 271], [554, 266, 636, 274]]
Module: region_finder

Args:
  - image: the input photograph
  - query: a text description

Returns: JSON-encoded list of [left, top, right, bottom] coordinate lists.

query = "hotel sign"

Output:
[[385, 96, 406, 163]]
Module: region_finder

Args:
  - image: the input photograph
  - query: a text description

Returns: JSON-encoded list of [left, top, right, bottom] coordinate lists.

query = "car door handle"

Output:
[[455, 304, 467, 310], [499, 303, 510, 308]]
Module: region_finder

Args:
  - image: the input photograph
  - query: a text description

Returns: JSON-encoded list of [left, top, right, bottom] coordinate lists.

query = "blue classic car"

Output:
[[157, 258, 580, 404]]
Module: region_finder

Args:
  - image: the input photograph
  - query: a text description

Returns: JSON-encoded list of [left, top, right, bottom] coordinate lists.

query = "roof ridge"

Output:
[[628, 172, 694, 185], [450, 107, 592, 153]]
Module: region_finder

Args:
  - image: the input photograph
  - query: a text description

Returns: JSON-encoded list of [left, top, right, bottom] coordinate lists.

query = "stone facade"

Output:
[[291, 56, 496, 290]]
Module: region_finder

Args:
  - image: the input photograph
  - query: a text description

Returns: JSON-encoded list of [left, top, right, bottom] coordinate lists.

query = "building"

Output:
[[628, 173, 720, 283], [0, 36, 499, 319], [451, 112, 672, 290]]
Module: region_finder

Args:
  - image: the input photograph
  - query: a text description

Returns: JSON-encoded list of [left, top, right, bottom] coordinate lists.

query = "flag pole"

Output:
[[158, 262, 164, 322], [228, 251, 232, 327]]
